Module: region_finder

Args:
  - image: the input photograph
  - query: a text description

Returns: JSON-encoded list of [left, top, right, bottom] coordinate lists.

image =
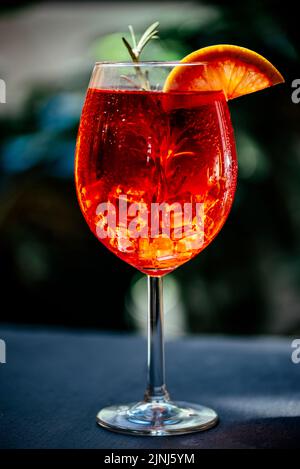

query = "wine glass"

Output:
[[75, 62, 237, 435]]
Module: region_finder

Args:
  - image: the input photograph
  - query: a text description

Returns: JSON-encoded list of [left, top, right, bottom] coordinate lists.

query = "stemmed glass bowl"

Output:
[[75, 61, 237, 435]]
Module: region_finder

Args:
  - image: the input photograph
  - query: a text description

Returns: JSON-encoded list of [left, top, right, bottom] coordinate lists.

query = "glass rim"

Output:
[[94, 60, 207, 67]]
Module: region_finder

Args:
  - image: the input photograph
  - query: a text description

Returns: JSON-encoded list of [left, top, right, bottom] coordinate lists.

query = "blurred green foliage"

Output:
[[0, 0, 300, 334]]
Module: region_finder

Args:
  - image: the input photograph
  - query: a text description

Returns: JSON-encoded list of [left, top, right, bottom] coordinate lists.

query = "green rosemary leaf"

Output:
[[128, 25, 137, 49], [120, 74, 140, 88], [137, 21, 159, 53], [138, 30, 159, 54], [122, 37, 138, 62]]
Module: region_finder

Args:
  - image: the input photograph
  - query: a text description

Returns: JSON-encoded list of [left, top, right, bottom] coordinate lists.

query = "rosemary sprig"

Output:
[[121, 22, 159, 90]]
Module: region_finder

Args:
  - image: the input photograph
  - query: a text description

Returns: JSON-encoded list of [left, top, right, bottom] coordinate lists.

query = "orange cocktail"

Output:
[[76, 88, 237, 276]]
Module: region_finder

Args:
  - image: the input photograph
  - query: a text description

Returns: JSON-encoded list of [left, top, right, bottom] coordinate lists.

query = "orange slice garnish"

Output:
[[164, 44, 284, 99]]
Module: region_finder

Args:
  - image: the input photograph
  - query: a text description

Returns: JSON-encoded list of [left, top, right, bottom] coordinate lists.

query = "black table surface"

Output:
[[0, 325, 300, 449]]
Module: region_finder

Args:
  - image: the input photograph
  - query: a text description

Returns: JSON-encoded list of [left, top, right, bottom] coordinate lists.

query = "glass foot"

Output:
[[96, 400, 218, 436]]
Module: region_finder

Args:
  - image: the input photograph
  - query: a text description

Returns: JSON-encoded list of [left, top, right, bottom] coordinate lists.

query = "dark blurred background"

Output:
[[0, 0, 299, 336]]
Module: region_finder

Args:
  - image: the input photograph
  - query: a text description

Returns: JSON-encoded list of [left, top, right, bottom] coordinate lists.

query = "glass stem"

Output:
[[144, 276, 170, 403]]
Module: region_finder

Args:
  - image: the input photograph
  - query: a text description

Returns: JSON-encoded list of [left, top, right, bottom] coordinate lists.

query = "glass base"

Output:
[[96, 400, 218, 436]]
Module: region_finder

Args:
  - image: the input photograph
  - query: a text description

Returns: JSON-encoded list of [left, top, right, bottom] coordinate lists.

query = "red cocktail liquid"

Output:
[[75, 88, 237, 275]]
